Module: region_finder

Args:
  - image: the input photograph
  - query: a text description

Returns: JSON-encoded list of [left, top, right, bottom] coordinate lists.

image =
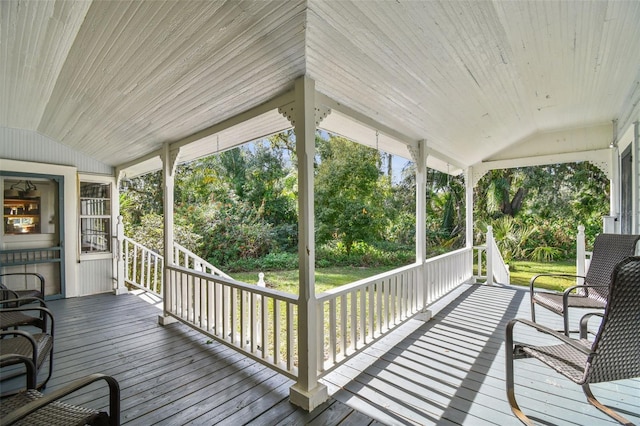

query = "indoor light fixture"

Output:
[[3, 180, 40, 198]]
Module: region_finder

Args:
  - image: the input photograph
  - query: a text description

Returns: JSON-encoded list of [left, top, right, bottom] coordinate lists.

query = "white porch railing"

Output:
[[317, 247, 473, 375], [122, 236, 164, 297], [173, 242, 231, 279], [120, 237, 232, 297], [165, 265, 299, 379], [316, 263, 421, 373], [120, 234, 474, 383], [424, 247, 474, 303], [473, 226, 510, 285]]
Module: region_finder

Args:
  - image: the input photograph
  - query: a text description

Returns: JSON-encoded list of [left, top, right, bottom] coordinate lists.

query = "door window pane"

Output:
[[80, 182, 111, 253]]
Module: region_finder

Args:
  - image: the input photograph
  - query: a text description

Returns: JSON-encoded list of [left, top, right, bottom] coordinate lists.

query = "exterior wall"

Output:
[[1, 128, 118, 297], [0, 126, 113, 174], [77, 173, 118, 296], [0, 159, 79, 297], [616, 121, 640, 235]]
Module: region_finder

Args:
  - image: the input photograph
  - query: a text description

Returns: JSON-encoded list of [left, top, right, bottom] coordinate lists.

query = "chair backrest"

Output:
[[587, 256, 640, 383], [584, 234, 640, 302]]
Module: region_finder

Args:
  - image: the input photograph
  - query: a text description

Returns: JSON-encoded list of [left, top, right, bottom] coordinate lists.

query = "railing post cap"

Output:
[[578, 224, 585, 232]]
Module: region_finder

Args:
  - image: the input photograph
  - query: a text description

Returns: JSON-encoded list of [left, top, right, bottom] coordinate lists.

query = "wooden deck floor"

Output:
[[12, 283, 640, 425]]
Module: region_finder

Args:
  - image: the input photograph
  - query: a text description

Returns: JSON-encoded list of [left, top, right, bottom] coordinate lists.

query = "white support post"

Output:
[[114, 215, 128, 295], [465, 167, 474, 277], [159, 144, 178, 326], [413, 141, 429, 317], [576, 225, 586, 286], [486, 226, 494, 286], [289, 76, 328, 411]]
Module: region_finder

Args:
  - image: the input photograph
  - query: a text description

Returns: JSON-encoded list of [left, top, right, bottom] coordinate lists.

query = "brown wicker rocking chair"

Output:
[[0, 273, 46, 305], [530, 233, 640, 335], [0, 354, 120, 425], [0, 303, 55, 393], [507, 256, 640, 425]]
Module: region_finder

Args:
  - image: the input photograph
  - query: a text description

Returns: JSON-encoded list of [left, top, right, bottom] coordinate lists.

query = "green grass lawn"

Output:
[[233, 265, 393, 295], [509, 259, 577, 291], [234, 260, 578, 294]]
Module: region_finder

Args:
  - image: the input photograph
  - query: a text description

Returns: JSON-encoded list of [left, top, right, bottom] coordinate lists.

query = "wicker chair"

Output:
[[0, 273, 46, 306], [530, 233, 640, 335], [0, 354, 120, 426], [507, 256, 640, 425], [0, 304, 55, 394], [1, 297, 49, 331]]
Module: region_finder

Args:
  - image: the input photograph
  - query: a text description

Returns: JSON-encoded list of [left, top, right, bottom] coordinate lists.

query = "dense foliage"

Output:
[[120, 131, 608, 272], [474, 163, 609, 262]]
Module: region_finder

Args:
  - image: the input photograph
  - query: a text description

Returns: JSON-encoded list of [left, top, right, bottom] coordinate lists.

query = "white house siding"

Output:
[[0, 127, 112, 174], [1, 129, 117, 298], [78, 257, 114, 296]]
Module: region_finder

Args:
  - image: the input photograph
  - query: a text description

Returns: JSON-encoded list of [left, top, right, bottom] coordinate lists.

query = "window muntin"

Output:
[[80, 182, 111, 253]]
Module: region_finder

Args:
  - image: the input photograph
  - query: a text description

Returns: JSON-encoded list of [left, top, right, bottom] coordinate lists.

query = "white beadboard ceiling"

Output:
[[1, 0, 639, 173]]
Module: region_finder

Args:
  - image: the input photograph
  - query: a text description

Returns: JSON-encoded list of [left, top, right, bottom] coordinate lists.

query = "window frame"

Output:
[[78, 174, 117, 259]]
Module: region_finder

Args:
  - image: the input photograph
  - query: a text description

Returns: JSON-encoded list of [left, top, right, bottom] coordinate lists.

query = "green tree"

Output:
[[315, 136, 385, 254]]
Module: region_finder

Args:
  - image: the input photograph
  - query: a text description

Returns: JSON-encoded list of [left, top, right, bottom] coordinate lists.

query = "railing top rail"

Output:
[[424, 246, 471, 263], [317, 262, 420, 301], [167, 264, 298, 304], [123, 236, 163, 257], [173, 242, 231, 279]]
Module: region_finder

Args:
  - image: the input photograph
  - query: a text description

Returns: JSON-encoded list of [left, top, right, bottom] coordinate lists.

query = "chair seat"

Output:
[[13, 290, 43, 301], [532, 292, 606, 314], [1, 389, 109, 426], [0, 333, 53, 372], [518, 339, 592, 383], [0, 311, 43, 329]]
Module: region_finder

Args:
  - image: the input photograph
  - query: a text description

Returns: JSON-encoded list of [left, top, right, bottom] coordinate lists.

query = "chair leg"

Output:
[[530, 297, 536, 323], [506, 321, 534, 426], [583, 384, 634, 426]]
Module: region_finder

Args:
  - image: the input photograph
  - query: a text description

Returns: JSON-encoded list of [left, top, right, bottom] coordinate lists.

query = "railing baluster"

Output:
[[261, 295, 267, 359], [274, 300, 281, 366], [360, 287, 366, 345], [340, 294, 347, 358], [350, 290, 357, 351], [329, 298, 336, 364]]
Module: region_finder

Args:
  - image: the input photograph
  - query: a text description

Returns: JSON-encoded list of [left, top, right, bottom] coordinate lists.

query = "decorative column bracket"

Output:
[[278, 103, 332, 127]]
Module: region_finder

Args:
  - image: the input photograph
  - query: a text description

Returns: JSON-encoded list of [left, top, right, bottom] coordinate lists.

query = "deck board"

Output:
[[5, 283, 637, 425]]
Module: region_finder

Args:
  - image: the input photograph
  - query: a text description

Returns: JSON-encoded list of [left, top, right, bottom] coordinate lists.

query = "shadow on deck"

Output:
[[12, 283, 639, 425]]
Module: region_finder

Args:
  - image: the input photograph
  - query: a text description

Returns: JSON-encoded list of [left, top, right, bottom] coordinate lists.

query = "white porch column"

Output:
[[465, 167, 474, 274], [114, 215, 128, 295], [486, 226, 494, 286], [289, 76, 328, 411], [159, 144, 179, 326], [576, 225, 586, 286], [412, 141, 428, 311]]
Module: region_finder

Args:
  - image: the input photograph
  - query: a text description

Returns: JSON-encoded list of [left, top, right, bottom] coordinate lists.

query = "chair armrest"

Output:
[[0, 273, 45, 296], [562, 284, 609, 309], [0, 297, 47, 308], [0, 354, 37, 389], [0, 330, 39, 366], [579, 312, 604, 339], [2, 372, 120, 426], [0, 288, 21, 304], [0, 306, 54, 335], [529, 273, 584, 294], [506, 318, 593, 355]]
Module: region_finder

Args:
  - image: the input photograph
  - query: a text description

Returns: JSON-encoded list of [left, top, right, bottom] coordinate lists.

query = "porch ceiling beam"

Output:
[[316, 92, 466, 171], [115, 148, 162, 176], [169, 90, 295, 152], [472, 148, 613, 186]]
